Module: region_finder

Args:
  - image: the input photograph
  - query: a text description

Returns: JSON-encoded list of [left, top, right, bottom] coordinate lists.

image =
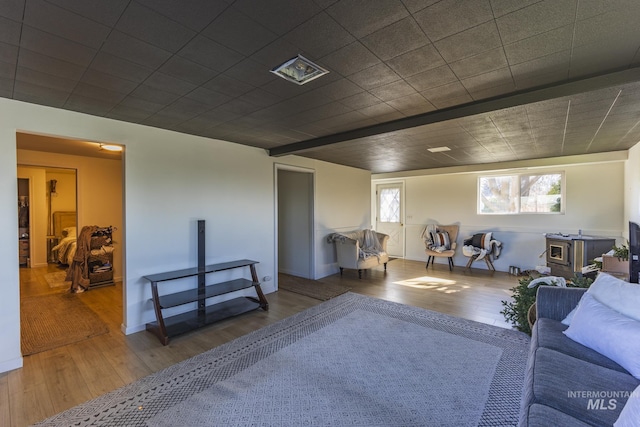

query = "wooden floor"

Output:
[[2, 259, 519, 427]]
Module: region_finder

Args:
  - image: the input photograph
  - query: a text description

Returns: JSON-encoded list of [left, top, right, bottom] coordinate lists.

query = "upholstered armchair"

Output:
[[422, 224, 459, 271], [329, 230, 389, 278]]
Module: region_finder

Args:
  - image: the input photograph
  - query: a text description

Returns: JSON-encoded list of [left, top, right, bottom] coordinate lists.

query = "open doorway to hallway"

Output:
[[276, 166, 314, 280], [16, 132, 124, 356]]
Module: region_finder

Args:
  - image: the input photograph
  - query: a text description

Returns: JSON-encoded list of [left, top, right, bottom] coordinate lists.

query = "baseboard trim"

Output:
[[278, 268, 309, 278], [0, 356, 23, 373], [122, 323, 145, 336]]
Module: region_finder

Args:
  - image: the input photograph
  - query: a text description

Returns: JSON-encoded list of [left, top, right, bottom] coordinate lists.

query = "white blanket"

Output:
[[52, 236, 77, 265], [327, 230, 385, 260]]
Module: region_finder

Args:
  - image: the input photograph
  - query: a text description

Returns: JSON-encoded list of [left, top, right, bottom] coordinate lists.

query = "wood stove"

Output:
[[545, 233, 615, 279]]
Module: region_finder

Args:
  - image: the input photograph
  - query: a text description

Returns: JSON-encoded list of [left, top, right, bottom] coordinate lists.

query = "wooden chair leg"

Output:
[[448, 257, 454, 270], [485, 257, 495, 271], [340, 267, 344, 275], [383, 262, 387, 270], [358, 269, 362, 279], [465, 255, 475, 268]]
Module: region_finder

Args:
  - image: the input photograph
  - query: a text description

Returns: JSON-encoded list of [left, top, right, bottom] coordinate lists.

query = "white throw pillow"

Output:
[[563, 293, 640, 379], [587, 272, 640, 321], [614, 383, 640, 427], [561, 307, 576, 326]]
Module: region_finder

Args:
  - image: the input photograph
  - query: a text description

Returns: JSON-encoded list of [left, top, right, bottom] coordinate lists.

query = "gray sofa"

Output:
[[520, 286, 640, 426]]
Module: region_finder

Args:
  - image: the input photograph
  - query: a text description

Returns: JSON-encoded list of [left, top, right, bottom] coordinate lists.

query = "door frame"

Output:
[[16, 131, 126, 332], [274, 163, 315, 284], [373, 180, 406, 258], [17, 177, 32, 267]]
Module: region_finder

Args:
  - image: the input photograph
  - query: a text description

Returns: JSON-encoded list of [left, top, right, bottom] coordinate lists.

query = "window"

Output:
[[478, 172, 563, 214], [378, 187, 401, 222]]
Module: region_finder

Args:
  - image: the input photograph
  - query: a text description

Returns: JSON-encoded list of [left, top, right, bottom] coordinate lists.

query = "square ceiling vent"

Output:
[[270, 54, 329, 85]]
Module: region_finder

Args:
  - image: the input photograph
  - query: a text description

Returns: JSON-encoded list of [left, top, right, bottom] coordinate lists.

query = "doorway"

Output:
[[16, 132, 124, 356], [17, 166, 78, 269], [375, 182, 405, 258], [276, 166, 314, 279]]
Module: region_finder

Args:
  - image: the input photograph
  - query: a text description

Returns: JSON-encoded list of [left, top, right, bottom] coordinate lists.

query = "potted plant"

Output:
[[612, 241, 630, 260], [601, 241, 630, 274], [501, 274, 592, 335]]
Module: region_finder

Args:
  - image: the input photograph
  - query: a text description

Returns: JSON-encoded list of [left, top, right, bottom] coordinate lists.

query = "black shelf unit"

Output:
[[142, 222, 268, 345]]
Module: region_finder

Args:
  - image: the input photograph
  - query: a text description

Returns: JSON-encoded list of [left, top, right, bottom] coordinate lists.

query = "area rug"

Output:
[[44, 271, 71, 289], [21, 293, 109, 356], [278, 273, 351, 300], [33, 293, 530, 427]]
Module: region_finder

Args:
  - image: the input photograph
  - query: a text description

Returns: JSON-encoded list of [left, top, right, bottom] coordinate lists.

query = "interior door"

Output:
[[376, 182, 404, 258]]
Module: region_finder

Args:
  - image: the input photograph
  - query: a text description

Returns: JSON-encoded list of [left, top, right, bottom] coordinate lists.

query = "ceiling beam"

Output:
[[269, 66, 640, 157]]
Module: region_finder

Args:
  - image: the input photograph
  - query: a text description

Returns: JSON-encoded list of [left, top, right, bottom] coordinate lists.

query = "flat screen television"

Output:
[[629, 221, 640, 283]]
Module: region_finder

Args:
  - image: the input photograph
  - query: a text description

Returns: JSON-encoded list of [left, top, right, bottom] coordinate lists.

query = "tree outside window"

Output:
[[479, 173, 563, 214]]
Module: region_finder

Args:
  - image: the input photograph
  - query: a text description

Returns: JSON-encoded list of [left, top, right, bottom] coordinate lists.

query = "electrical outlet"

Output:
[[262, 276, 272, 282]]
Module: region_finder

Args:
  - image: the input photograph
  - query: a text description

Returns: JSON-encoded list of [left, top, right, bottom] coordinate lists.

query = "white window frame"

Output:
[[477, 171, 565, 215]]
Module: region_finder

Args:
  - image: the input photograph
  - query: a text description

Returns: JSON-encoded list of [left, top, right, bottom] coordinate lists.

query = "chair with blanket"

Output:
[[421, 224, 459, 271], [328, 229, 389, 278], [462, 232, 502, 271]]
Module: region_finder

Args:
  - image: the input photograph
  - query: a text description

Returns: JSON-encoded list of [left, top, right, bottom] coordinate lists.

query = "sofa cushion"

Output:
[[614, 383, 640, 427], [527, 347, 638, 426], [533, 318, 627, 373], [564, 293, 640, 379], [532, 348, 640, 425], [523, 403, 592, 427], [356, 251, 389, 270]]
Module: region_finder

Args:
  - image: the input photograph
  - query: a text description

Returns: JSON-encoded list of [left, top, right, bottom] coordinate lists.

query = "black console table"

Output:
[[142, 221, 268, 345]]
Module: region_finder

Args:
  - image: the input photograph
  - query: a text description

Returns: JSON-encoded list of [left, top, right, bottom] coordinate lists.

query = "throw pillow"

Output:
[[561, 307, 576, 326], [470, 232, 492, 250], [563, 293, 640, 379], [430, 231, 451, 250], [588, 272, 640, 322], [614, 383, 640, 427]]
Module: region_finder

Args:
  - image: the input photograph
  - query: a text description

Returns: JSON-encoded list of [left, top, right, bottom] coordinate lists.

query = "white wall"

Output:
[[0, 98, 371, 373], [373, 156, 626, 273], [47, 169, 77, 214], [625, 142, 640, 227], [0, 123, 21, 373]]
